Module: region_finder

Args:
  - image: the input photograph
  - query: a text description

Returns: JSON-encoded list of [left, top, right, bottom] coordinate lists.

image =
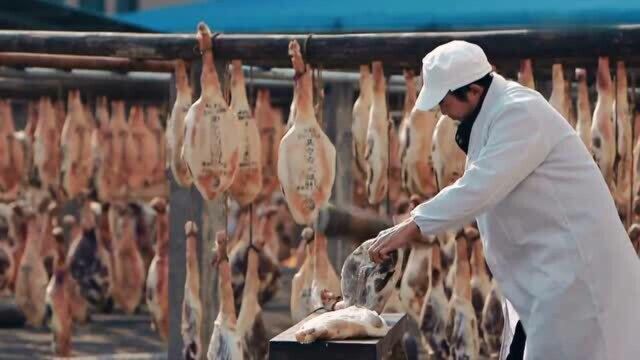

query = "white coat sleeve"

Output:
[[410, 101, 552, 236]]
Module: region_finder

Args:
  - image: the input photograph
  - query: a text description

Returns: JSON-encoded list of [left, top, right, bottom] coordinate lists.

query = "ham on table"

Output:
[[228, 60, 263, 206], [575, 68, 592, 152], [207, 231, 243, 360], [182, 221, 203, 360], [365, 61, 390, 206], [277, 40, 336, 225], [167, 60, 193, 188], [182, 22, 241, 201], [295, 305, 389, 344], [34, 96, 62, 191], [0, 100, 26, 202], [591, 57, 616, 191], [61, 90, 95, 199]]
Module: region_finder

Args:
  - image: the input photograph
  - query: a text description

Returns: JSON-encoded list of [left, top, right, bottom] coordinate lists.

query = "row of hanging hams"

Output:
[[0, 193, 169, 356]]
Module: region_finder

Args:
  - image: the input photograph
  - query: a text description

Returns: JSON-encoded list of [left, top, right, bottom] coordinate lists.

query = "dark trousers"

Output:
[[506, 321, 526, 360]]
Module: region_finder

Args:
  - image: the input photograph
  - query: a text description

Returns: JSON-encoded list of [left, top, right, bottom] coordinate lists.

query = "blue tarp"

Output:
[[116, 0, 640, 34]]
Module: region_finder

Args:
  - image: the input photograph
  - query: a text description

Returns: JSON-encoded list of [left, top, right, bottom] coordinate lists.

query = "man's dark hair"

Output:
[[449, 72, 493, 101]]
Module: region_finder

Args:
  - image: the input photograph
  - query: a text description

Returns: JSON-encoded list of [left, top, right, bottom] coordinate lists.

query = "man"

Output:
[[368, 40, 640, 359]]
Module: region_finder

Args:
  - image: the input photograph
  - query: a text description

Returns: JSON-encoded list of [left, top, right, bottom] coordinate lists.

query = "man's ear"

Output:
[[468, 84, 484, 97]]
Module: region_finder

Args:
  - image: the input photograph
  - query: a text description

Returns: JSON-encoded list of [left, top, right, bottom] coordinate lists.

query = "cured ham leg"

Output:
[[446, 231, 480, 360], [34, 97, 62, 191], [15, 210, 48, 327], [0, 100, 25, 202], [517, 59, 535, 90], [352, 65, 373, 182], [365, 61, 389, 205], [146, 106, 167, 186], [591, 57, 616, 191], [109, 204, 145, 314], [290, 228, 341, 323], [207, 231, 243, 360], [61, 90, 94, 198], [125, 105, 158, 190], [549, 64, 569, 123], [147, 198, 169, 341], [277, 40, 336, 225], [468, 227, 491, 355], [167, 60, 194, 187], [481, 279, 504, 357], [432, 115, 465, 192], [419, 242, 450, 359], [229, 60, 263, 206], [108, 100, 129, 200], [295, 305, 389, 344], [45, 226, 72, 357], [182, 222, 203, 360], [236, 223, 269, 360], [183, 22, 240, 201], [614, 61, 632, 225], [575, 69, 592, 152], [255, 89, 284, 201]]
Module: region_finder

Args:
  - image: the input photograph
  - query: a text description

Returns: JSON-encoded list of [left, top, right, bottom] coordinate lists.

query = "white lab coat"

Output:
[[410, 73, 640, 359]]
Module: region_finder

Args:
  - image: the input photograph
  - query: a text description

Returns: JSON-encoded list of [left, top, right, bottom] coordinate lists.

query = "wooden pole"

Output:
[[1, 27, 640, 70], [0, 69, 169, 101], [0, 52, 176, 72]]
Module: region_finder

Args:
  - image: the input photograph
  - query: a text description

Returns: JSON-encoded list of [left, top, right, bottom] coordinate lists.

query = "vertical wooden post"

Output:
[[324, 82, 355, 269]]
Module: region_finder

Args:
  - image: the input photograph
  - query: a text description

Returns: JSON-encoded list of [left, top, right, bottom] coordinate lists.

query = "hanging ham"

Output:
[[0, 100, 26, 201], [290, 228, 341, 323], [517, 59, 535, 90], [15, 210, 48, 327], [182, 22, 241, 201], [591, 57, 616, 190], [108, 100, 129, 200], [432, 115, 466, 191], [228, 60, 263, 206], [277, 40, 336, 225], [34, 96, 62, 191], [125, 105, 157, 190], [182, 221, 203, 360], [146, 105, 167, 186], [575, 68, 592, 152], [549, 64, 569, 123], [419, 242, 450, 359], [207, 231, 243, 360], [614, 61, 632, 225], [45, 226, 72, 357], [365, 61, 390, 205], [255, 89, 283, 201], [147, 197, 169, 341], [446, 231, 480, 360], [481, 279, 504, 357], [109, 204, 145, 314], [61, 90, 94, 199], [167, 60, 194, 187], [353, 65, 373, 182]]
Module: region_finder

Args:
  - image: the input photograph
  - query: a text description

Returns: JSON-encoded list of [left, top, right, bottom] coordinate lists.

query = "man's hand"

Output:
[[368, 218, 421, 263]]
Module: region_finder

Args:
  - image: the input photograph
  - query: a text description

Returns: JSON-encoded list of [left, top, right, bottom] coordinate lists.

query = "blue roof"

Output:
[[116, 0, 640, 34]]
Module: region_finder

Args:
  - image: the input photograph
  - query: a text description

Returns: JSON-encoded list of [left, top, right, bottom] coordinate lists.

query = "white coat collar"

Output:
[[466, 73, 509, 163]]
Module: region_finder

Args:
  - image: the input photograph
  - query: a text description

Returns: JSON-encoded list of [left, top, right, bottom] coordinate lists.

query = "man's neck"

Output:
[[462, 75, 493, 123]]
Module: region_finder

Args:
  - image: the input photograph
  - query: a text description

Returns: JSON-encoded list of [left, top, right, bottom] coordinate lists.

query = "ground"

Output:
[[0, 312, 166, 360]]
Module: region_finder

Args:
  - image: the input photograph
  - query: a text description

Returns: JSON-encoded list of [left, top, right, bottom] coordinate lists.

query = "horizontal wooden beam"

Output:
[[0, 53, 176, 72], [0, 26, 640, 70], [0, 69, 169, 102]]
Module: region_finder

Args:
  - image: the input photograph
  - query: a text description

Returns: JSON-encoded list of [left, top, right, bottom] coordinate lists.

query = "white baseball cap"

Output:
[[415, 40, 493, 111]]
